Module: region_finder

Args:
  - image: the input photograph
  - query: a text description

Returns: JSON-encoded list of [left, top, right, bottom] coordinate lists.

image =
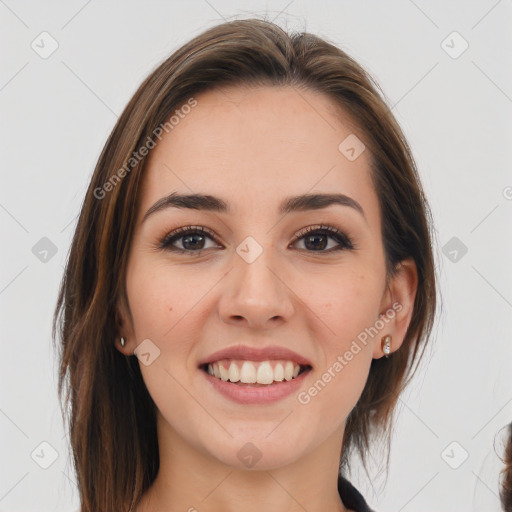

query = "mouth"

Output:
[[199, 359, 313, 387]]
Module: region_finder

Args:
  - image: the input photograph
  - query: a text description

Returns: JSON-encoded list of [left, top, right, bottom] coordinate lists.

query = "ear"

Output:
[[372, 257, 418, 359], [114, 294, 136, 355]]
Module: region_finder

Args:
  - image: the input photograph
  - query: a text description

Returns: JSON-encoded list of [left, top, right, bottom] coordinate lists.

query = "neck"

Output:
[[135, 413, 350, 512]]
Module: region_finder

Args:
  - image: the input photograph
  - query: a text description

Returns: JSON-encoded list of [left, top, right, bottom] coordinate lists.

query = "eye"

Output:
[[290, 224, 355, 253], [159, 225, 221, 254], [159, 224, 355, 255]]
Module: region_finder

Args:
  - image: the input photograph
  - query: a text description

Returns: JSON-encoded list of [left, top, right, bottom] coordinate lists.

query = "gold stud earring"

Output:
[[120, 336, 126, 348], [381, 335, 391, 358]]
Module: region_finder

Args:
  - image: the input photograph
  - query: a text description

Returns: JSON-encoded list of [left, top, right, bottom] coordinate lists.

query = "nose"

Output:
[[217, 249, 295, 330]]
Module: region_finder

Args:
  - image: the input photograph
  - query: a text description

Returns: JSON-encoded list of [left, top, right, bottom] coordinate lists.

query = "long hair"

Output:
[[501, 424, 512, 511], [53, 17, 437, 511]]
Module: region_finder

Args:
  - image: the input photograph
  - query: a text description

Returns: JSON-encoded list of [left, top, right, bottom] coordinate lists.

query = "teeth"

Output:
[[228, 361, 240, 382], [274, 363, 284, 382], [206, 359, 305, 385], [240, 361, 257, 383], [256, 361, 274, 385], [219, 363, 229, 381], [284, 361, 294, 381]]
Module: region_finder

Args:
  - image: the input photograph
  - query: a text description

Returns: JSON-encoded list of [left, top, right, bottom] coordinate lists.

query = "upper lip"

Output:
[[198, 344, 313, 368]]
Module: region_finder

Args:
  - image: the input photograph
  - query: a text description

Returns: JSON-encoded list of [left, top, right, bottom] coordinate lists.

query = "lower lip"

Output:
[[200, 368, 311, 404]]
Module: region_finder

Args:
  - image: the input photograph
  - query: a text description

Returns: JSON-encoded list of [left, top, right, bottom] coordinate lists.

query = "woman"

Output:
[[53, 18, 437, 512]]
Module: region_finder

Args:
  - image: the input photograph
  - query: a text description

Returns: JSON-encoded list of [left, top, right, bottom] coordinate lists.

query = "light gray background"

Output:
[[1, 1, 511, 511]]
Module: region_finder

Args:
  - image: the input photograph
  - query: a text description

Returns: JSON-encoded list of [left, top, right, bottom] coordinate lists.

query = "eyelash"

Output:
[[158, 224, 356, 255]]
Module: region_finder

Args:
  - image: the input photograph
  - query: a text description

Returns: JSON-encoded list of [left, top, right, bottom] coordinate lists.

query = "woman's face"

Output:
[[117, 85, 412, 470]]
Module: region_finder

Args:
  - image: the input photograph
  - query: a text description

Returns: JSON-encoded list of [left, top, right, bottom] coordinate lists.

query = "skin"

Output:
[[116, 85, 418, 512]]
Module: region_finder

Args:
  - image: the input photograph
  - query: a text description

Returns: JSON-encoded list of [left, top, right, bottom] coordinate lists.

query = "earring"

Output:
[[381, 335, 391, 358], [120, 336, 126, 348]]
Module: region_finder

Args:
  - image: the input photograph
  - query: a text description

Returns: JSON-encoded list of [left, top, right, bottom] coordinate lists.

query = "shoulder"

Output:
[[338, 475, 375, 512]]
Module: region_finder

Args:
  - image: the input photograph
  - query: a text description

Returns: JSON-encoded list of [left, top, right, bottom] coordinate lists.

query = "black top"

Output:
[[338, 476, 374, 512]]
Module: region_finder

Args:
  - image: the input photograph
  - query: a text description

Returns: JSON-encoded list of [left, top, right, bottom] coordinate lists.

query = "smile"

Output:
[[201, 359, 312, 386]]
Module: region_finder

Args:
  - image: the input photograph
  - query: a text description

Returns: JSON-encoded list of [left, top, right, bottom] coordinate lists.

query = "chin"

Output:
[[199, 426, 310, 471]]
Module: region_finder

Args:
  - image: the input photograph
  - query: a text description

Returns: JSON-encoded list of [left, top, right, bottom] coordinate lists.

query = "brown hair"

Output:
[[53, 17, 437, 512], [501, 424, 512, 511]]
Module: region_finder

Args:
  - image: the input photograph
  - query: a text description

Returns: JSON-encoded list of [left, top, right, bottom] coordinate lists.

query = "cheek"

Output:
[[299, 277, 378, 426], [308, 269, 383, 346], [309, 352, 372, 433], [127, 279, 168, 339], [299, 270, 382, 412], [126, 258, 200, 339]]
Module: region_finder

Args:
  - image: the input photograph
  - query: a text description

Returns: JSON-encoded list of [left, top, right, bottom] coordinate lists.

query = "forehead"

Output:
[[140, 85, 378, 220]]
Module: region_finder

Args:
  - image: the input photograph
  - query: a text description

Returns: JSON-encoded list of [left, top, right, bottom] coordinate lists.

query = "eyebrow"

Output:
[[142, 192, 366, 223]]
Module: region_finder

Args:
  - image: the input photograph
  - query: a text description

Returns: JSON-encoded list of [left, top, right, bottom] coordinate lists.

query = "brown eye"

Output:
[[159, 224, 355, 255], [160, 226, 221, 253], [290, 225, 355, 252]]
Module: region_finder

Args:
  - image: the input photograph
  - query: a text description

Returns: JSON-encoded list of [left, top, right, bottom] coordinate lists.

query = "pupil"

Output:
[[183, 234, 205, 250], [305, 234, 326, 250]]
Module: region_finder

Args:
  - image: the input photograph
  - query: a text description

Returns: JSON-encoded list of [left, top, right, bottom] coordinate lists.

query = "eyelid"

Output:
[[291, 224, 350, 242]]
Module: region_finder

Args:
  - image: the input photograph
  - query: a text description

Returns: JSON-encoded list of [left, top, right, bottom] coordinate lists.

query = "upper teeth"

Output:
[[206, 359, 302, 384]]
